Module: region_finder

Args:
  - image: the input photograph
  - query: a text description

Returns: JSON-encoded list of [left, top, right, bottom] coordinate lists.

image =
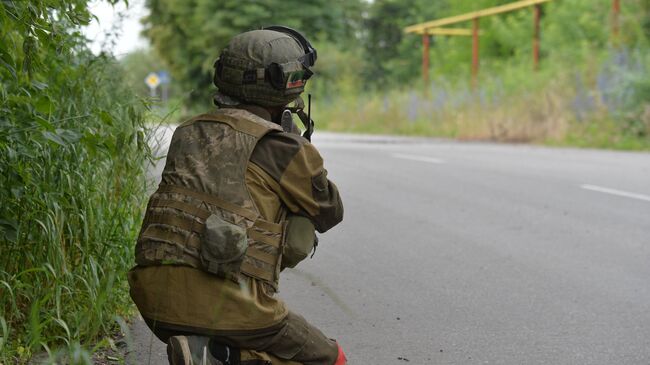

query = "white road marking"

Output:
[[391, 153, 445, 164], [580, 184, 650, 203]]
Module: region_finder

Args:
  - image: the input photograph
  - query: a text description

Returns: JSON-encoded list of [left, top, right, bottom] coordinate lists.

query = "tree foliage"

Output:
[[362, 0, 447, 87], [427, 0, 650, 77], [143, 0, 649, 96], [143, 0, 363, 107], [314, 0, 649, 147]]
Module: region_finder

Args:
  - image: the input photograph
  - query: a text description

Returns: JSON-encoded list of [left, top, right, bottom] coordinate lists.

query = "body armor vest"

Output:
[[136, 109, 286, 290]]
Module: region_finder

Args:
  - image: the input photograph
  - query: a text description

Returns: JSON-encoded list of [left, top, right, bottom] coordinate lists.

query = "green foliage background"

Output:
[[142, 0, 364, 105], [1, 0, 649, 362], [141, 0, 650, 148], [0, 1, 152, 363]]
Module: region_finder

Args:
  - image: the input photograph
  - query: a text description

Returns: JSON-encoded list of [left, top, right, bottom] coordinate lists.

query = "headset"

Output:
[[214, 26, 317, 140], [261, 26, 317, 140], [258, 25, 317, 91], [263, 25, 317, 69]]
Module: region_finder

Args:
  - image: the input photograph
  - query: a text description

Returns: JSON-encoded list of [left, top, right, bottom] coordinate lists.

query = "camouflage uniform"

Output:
[[128, 98, 344, 364]]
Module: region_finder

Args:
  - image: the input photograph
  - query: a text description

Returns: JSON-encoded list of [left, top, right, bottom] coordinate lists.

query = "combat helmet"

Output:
[[213, 26, 317, 107]]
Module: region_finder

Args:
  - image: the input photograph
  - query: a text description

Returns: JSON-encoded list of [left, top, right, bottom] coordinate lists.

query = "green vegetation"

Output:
[[142, 0, 650, 149], [1, 0, 648, 363], [142, 0, 363, 105], [318, 0, 650, 149], [0, 1, 152, 363]]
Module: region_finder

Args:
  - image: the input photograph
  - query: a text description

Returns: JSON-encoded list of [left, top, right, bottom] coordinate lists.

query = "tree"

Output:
[[143, 0, 363, 108], [1, 0, 151, 361], [362, 0, 447, 88]]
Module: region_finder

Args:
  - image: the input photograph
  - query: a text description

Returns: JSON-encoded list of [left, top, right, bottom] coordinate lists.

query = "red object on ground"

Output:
[[334, 343, 347, 365]]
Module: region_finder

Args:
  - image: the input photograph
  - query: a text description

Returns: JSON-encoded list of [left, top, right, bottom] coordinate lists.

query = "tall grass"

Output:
[[1, 1, 153, 363]]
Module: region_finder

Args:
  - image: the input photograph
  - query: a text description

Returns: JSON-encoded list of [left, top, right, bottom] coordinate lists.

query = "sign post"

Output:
[[158, 71, 170, 102], [422, 31, 430, 87]]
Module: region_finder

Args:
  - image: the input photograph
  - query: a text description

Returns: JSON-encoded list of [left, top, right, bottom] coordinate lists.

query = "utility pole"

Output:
[[472, 18, 480, 89], [422, 31, 430, 86], [533, 4, 541, 71], [611, 0, 621, 44]]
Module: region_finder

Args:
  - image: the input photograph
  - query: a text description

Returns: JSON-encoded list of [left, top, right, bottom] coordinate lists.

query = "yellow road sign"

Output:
[[145, 72, 160, 89]]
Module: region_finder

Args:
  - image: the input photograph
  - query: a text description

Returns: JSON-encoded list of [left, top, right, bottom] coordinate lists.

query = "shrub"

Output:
[[0, 1, 153, 363]]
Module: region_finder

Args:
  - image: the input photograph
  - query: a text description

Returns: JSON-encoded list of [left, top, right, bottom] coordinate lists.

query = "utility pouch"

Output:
[[200, 213, 248, 275], [282, 215, 317, 269]]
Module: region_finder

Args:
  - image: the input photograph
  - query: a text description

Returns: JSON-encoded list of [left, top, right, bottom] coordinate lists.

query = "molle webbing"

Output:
[[141, 184, 284, 287], [157, 185, 258, 222]]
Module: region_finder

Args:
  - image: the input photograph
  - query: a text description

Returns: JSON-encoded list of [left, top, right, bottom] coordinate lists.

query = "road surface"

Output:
[[128, 130, 650, 365]]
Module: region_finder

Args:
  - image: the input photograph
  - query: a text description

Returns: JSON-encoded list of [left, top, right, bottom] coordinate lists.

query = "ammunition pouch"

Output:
[[281, 215, 317, 269], [201, 213, 248, 275], [137, 184, 286, 291]]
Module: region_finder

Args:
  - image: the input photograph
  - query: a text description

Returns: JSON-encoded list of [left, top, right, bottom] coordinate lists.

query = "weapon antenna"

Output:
[[308, 94, 312, 139]]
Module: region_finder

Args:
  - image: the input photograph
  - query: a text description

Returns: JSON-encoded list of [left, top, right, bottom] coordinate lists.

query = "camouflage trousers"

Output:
[[144, 312, 339, 365]]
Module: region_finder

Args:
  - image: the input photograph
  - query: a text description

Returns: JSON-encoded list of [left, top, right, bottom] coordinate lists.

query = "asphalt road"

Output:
[[129, 129, 650, 365]]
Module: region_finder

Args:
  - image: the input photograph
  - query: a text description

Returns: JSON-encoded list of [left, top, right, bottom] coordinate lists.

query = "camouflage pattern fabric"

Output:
[[214, 30, 307, 107], [128, 105, 344, 364], [249, 131, 343, 233]]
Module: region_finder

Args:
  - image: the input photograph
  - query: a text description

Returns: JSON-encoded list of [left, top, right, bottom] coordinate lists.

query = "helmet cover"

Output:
[[214, 29, 315, 107]]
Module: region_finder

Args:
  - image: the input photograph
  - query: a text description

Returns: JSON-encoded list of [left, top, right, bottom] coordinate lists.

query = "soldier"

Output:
[[127, 26, 346, 365]]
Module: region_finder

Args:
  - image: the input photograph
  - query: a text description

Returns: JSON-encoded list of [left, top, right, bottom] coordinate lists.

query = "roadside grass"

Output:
[[308, 49, 650, 151], [0, 75, 154, 363], [0, 120, 154, 363], [0, 2, 155, 363]]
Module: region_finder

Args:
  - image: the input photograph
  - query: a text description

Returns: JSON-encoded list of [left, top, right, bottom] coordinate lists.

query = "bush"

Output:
[[313, 48, 650, 150], [310, 0, 650, 150], [0, 1, 153, 363]]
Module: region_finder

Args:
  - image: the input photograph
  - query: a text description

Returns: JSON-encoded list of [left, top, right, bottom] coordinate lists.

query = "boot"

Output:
[[167, 335, 239, 365]]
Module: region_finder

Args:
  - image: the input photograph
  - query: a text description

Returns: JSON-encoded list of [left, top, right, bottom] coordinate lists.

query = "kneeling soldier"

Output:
[[128, 26, 346, 365]]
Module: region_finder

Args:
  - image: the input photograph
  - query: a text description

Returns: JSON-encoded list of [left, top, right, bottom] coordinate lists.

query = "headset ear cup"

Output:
[[267, 63, 285, 90], [216, 60, 224, 77], [303, 68, 314, 81], [213, 59, 224, 86]]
